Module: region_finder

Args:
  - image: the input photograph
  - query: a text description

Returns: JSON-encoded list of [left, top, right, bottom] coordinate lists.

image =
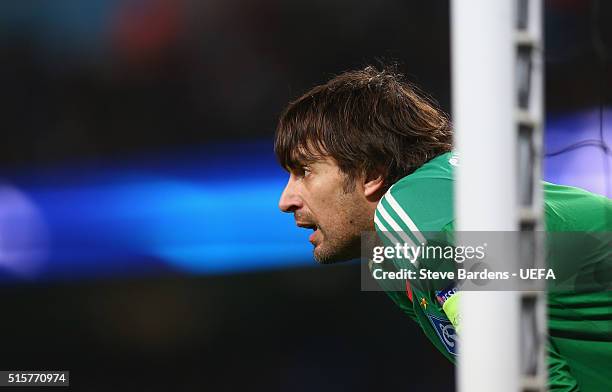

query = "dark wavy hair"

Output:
[[275, 65, 453, 191]]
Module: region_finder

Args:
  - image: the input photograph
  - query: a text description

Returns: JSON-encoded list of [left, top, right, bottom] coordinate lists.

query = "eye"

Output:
[[291, 165, 312, 179]]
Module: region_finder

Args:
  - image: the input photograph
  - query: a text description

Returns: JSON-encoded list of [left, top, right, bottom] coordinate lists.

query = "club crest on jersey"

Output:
[[427, 314, 458, 355]]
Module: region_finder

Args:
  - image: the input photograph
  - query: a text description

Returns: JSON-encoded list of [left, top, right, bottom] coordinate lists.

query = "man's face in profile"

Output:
[[278, 156, 373, 264]]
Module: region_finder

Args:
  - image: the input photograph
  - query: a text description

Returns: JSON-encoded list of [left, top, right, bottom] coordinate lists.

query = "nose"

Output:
[[279, 175, 302, 213]]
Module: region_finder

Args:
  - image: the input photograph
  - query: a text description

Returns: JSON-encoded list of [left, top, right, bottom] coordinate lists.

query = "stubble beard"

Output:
[[312, 197, 373, 265], [313, 230, 361, 264]]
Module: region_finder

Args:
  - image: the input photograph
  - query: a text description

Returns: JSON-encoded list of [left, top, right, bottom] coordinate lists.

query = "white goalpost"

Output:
[[452, 0, 546, 391]]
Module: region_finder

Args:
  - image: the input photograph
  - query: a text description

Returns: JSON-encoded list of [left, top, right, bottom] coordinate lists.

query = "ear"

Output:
[[363, 171, 385, 199]]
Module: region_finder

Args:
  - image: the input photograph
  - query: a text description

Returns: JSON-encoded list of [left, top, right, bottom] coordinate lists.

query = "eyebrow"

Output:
[[287, 149, 322, 169]]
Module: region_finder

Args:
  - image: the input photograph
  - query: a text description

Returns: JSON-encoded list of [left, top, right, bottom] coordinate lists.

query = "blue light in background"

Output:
[[544, 108, 611, 197], [0, 141, 314, 281]]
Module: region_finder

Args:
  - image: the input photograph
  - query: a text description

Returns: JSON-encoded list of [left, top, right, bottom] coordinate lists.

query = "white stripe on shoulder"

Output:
[[374, 214, 402, 245], [384, 191, 426, 244], [376, 203, 418, 248]]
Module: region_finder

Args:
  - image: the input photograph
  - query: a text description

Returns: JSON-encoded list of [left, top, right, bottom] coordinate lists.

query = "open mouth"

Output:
[[297, 223, 319, 231], [296, 222, 320, 243]]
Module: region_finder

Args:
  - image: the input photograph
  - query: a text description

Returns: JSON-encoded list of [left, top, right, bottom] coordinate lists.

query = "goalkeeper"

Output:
[[275, 65, 612, 391]]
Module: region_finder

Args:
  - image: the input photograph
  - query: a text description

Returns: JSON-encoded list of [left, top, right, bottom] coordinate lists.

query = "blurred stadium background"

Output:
[[0, 0, 609, 390]]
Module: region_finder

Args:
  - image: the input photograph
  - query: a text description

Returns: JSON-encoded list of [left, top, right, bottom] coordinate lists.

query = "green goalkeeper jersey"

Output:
[[372, 152, 612, 391]]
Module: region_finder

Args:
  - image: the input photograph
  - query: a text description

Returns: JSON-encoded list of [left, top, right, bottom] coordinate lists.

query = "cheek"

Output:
[[305, 178, 341, 209], [306, 170, 355, 222], [318, 192, 359, 228]]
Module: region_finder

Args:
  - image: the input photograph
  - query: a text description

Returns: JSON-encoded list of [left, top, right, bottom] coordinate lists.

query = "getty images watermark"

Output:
[[370, 241, 555, 282], [360, 231, 611, 292]]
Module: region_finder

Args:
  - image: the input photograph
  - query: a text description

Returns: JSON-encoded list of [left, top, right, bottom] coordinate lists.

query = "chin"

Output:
[[313, 244, 355, 265]]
